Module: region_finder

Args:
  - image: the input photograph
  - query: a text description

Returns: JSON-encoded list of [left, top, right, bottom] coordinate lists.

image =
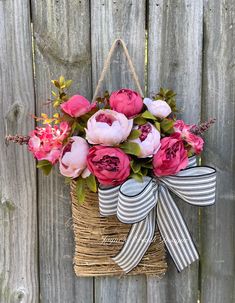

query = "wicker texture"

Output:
[[70, 182, 167, 277]]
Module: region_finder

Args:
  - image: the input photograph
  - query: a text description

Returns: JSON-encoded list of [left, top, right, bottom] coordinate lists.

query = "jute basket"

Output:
[[70, 182, 167, 277], [70, 39, 167, 276]]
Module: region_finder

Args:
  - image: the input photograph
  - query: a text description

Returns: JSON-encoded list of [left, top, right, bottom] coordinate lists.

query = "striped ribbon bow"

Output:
[[98, 157, 216, 273]]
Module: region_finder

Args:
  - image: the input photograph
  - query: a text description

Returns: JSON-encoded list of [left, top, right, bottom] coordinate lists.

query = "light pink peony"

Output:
[[28, 122, 70, 164], [144, 98, 172, 118], [87, 146, 130, 186], [153, 133, 188, 176], [59, 136, 89, 178], [174, 120, 204, 155], [109, 88, 143, 118], [61, 95, 96, 117], [85, 109, 133, 146], [130, 123, 161, 158]]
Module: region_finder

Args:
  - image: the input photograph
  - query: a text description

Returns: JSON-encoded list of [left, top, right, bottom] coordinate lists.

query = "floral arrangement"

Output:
[[7, 76, 215, 202], [7, 76, 217, 273]]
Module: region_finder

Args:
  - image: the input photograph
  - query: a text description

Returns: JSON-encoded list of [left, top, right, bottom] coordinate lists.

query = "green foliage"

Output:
[[119, 142, 141, 156], [130, 160, 141, 174], [154, 121, 161, 132], [160, 118, 174, 134], [76, 177, 86, 204], [36, 160, 53, 176], [85, 174, 97, 193], [130, 157, 153, 182], [133, 116, 147, 125], [128, 129, 141, 140], [141, 110, 157, 121], [153, 87, 178, 113], [51, 76, 73, 108], [130, 172, 143, 182]]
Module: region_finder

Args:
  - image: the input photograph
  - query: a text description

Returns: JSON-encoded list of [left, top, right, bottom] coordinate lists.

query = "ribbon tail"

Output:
[[112, 207, 156, 273], [157, 186, 199, 272]]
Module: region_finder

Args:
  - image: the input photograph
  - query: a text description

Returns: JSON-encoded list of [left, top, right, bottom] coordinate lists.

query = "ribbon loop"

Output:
[[161, 166, 216, 206], [117, 177, 157, 224]]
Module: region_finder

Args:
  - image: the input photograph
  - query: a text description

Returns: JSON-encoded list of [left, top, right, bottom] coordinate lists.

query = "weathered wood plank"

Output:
[[147, 1, 203, 302], [201, 1, 235, 302], [31, 1, 93, 302], [0, 1, 39, 302], [90, 1, 147, 302]]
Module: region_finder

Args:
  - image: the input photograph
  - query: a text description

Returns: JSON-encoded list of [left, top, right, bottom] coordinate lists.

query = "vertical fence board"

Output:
[[147, 1, 203, 302], [201, 1, 235, 302], [31, 1, 93, 302], [90, 1, 147, 302], [0, 1, 39, 302]]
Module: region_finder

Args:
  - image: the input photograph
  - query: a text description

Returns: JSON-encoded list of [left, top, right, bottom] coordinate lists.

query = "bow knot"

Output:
[[98, 156, 216, 273]]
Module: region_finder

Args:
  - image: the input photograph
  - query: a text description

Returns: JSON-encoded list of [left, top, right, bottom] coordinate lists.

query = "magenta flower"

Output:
[[87, 146, 130, 186], [28, 122, 70, 164], [153, 133, 188, 176], [109, 88, 143, 118], [174, 120, 204, 155], [61, 95, 96, 117]]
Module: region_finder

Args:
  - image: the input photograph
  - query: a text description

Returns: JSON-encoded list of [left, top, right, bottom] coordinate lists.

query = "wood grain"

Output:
[[147, 1, 203, 302], [0, 0, 39, 302], [31, 1, 93, 302], [90, 1, 147, 302], [201, 1, 235, 302]]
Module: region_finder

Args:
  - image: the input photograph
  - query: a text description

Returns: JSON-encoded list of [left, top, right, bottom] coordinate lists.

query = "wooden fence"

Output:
[[0, 1, 234, 302]]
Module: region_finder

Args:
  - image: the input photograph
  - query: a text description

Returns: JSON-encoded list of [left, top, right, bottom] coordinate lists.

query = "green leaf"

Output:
[[130, 173, 143, 183], [141, 110, 157, 121], [128, 129, 141, 140], [51, 80, 60, 88], [142, 162, 153, 169], [37, 160, 52, 176], [154, 121, 161, 132], [65, 79, 73, 88], [59, 75, 65, 85], [130, 161, 141, 174], [76, 178, 86, 204], [133, 116, 147, 125], [86, 174, 97, 193], [119, 142, 141, 156], [141, 167, 148, 176], [160, 118, 174, 133]]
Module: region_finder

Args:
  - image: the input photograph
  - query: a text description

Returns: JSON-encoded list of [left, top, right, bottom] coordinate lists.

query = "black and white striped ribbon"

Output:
[[98, 157, 216, 273]]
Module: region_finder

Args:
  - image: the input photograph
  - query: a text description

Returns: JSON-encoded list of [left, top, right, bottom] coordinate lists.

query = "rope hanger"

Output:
[[92, 38, 144, 102]]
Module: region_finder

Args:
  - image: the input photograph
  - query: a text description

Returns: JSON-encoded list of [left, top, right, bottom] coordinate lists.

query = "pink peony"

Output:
[[61, 95, 96, 117], [153, 133, 188, 176], [130, 123, 161, 158], [85, 109, 133, 146], [28, 122, 70, 164], [109, 88, 143, 118], [59, 136, 89, 178], [87, 146, 130, 186], [174, 120, 204, 154], [144, 98, 172, 118]]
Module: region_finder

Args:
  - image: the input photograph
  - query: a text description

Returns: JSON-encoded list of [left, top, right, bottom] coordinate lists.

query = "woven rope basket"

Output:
[[70, 182, 167, 277]]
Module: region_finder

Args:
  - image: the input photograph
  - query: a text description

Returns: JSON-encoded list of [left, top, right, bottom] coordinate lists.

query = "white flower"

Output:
[[85, 109, 133, 146], [130, 123, 161, 158], [144, 98, 171, 119]]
